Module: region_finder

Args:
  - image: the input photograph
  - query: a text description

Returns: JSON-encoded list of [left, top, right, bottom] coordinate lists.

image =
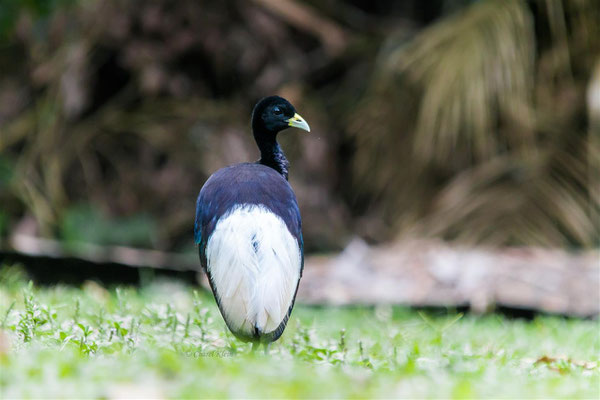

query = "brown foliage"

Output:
[[0, 0, 597, 251]]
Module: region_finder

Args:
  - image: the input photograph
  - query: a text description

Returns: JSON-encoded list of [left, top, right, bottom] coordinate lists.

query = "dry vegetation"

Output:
[[0, 0, 598, 253]]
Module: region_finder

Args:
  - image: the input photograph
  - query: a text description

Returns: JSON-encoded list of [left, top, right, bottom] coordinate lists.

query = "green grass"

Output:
[[0, 265, 598, 399]]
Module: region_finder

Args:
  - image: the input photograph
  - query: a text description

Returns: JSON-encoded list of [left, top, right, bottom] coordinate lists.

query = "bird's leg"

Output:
[[264, 342, 271, 355], [251, 342, 260, 352]]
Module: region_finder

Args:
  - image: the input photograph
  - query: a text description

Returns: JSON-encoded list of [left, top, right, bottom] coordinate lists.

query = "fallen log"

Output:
[[298, 239, 599, 317], [3, 234, 598, 317]]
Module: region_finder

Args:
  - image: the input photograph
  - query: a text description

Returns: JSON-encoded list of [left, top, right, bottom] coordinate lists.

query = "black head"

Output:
[[251, 96, 310, 135]]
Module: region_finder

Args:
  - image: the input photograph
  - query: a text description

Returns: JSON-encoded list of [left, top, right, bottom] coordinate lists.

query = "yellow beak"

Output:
[[287, 113, 310, 132]]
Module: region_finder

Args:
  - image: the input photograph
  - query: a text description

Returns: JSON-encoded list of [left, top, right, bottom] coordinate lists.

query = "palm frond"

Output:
[[383, 0, 535, 167], [348, 0, 598, 247]]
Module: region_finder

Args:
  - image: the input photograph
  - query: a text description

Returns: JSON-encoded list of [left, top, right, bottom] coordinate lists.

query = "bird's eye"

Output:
[[273, 106, 282, 115]]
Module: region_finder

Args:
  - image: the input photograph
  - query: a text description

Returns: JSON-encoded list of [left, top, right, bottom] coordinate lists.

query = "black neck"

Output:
[[257, 137, 290, 180], [253, 126, 289, 180]]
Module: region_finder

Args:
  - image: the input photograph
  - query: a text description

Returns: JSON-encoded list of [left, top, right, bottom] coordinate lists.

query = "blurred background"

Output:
[[0, 0, 598, 312]]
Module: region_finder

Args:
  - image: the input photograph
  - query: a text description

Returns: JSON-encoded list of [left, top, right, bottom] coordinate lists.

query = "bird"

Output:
[[194, 96, 310, 348]]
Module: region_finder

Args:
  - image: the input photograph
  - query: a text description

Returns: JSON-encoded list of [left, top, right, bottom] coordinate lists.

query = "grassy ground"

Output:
[[0, 265, 598, 399]]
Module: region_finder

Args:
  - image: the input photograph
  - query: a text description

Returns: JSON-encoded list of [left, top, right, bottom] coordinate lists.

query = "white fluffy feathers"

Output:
[[205, 205, 301, 336]]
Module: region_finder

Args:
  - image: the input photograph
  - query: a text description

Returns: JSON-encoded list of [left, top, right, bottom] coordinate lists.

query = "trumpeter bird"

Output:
[[194, 96, 310, 345]]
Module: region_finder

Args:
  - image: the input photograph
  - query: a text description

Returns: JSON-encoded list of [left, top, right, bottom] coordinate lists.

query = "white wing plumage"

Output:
[[205, 205, 301, 336]]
